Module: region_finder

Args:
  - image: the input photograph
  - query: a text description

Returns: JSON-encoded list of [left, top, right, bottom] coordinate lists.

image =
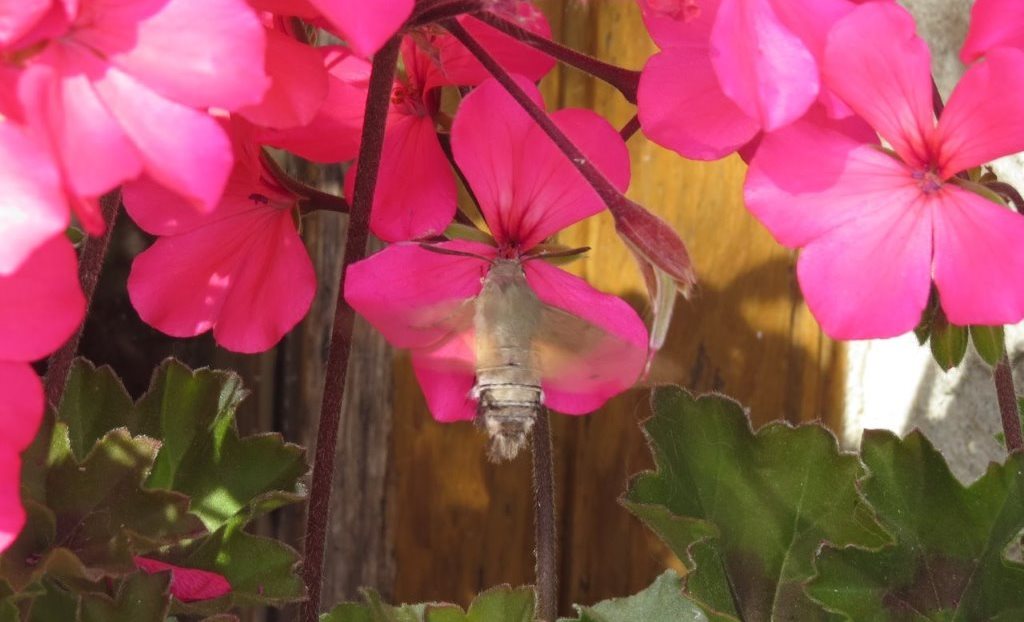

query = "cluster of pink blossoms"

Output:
[[0, 0, 651, 556], [4, 0, 1023, 574], [638, 0, 1024, 339]]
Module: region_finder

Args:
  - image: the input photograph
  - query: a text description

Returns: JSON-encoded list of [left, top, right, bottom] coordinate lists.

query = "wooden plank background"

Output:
[[79, 1, 845, 619]]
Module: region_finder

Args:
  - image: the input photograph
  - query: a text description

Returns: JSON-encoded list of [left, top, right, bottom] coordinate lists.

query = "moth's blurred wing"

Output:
[[345, 241, 492, 350], [523, 260, 648, 415], [406, 297, 476, 351], [533, 305, 647, 403]]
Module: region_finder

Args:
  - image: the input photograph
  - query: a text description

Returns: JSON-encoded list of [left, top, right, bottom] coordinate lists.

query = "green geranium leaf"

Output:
[[78, 571, 171, 622], [28, 579, 78, 622], [160, 511, 304, 608], [59, 361, 134, 461], [134, 359, 307, 530], [807, 431, 1024, 621], [427, 586, 533, 622], [321, 587, 532, 622], [560, 571, 711, 622], [622, 387, 888, 620], [321, 590, 429, 622], [3, 431, 203, 590], [45, 429, 203, 560]]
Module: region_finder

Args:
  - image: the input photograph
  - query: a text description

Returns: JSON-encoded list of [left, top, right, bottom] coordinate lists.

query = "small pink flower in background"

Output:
[[345, 77, 648, 422], [0, 237, 85, 552], [961, 0, 1024, 63], [237, 14, 330, 130], [346, 7, 555, 242], [745, 2, 1024, 339], [636, 0, 861, 161], [0, 0, 268, 229], [134, 557, 231, 602], [123, 120, 316, 354]]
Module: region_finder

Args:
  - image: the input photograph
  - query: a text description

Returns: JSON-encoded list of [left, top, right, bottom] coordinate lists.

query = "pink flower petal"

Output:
[[797, 190, 932, 340], [237, 27, 328, 129], [75, 0, 268, 110], [0, 0, 50, 47], [344, 242, 494, 350], [932, 187, 1024, 326], [638, 46, 760, 160], [122, 175, 212, 236], [524, 261, 647, 414], [0, 450, 25, 554], [451, 77, 629, 249], [92, 66, 233, 210], [823, 2, 934, 168], [211, 213, 315, 353], [0, 119, 67, 275], [128, 200, 313, 353], [51, 69, 143, 198], [638, 0, 719, 50], [411, 347, 477, 423], [935, 48, 1024, 178], [258, 47, 368, 163], [961, 0, 1024, 63], [0, 362, 44, 452], [424, 6, 555, 89], [710, 0, 819, 131], [744, 111, 889, 249], [309, 0, 412, 58], [0, 237, 84, 361], [134, 557, 231, 602], [248, 0, 318, 19], [359, 114, 457, 242]]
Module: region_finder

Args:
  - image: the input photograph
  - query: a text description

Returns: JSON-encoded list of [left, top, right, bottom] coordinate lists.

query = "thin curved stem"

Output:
[[994, 353, 1023, 454], [44, 190, 121, 408], [987, 180, 1024, 213], [299, 36, 401, 622], [442, 19, 630, 223], [474, 11, 641, 103], [532, 409, 558, 622], [619, 114, 641, 141]]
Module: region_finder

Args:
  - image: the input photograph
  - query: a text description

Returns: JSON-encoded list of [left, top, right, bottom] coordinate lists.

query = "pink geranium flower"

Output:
[[0, 0, 268, 240], [345, 77, 648, 422], [123, 120, 316, 353], [346, 6, 556, 242], [636, 0, 862, 161], [961, 0, 1024, 63], [745, 2, 1024, 339], [134, 557, 232, 602], [0, 237, 85, 551]]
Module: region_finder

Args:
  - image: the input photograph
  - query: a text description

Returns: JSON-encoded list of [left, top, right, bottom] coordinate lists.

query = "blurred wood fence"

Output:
[[81, 1, 844, 619]]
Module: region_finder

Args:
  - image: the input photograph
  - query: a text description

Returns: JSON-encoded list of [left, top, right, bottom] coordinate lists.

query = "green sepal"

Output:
[[969, 325, 1005, 367], [930, 311, 968, 371]]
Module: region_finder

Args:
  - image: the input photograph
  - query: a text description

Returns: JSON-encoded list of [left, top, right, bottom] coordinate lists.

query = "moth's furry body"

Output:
[[473, 259, 543, 461]]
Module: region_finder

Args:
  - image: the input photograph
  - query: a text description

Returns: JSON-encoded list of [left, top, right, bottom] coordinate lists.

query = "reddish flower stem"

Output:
[[994, 353, 1023, 454], [986, 180, 1024, 213], [473, 11, 641, 103], [619, 114, 641, 141], [43, 190, 120, 408], [532, 409, 558, 621], [409, 0, 486, 27], [261, 151, 350, 215], [299, 36, 401, 622]]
